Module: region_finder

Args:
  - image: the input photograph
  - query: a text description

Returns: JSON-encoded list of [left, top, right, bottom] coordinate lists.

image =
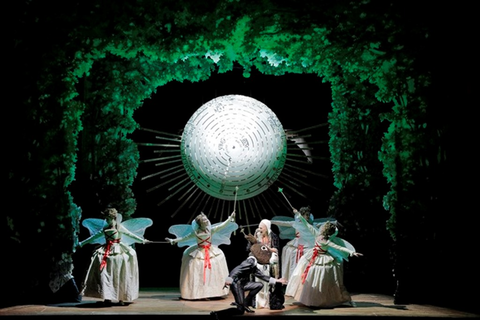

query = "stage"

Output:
[[0, 288, 478, 319]]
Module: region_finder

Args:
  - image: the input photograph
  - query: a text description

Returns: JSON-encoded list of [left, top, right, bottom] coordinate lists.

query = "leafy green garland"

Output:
[[9, 0, 439, 304]]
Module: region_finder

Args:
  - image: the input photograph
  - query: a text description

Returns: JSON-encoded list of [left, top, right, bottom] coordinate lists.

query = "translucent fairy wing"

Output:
[[168, 224, 196, 248], [293, 218, 318, 247], [120, 217, 154, 246], [333, 237, 355, 253], [81, 218, 107, 245], [328, 237, 356, 262], [294, 216, 339, 247], [313, 217, 338, 229], [121, 217, 153, 236], [168, 224, 194, 238], [211, 221, 238, 246], [271, 216, 296, 240]]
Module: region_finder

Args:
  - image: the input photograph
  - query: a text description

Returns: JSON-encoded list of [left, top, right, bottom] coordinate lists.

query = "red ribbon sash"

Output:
[[198, 235, 212, 284], [200, 244, 212, 283], [301, 243, 325, 284], [296, 244, 304, 263], [100, 239, 120, 271]]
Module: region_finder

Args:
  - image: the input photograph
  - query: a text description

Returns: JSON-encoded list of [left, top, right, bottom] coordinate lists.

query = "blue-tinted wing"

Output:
[[168, 224, 196, 248], [293, 217, 318, 247], [328, 237, 355, 262], [313, 217, 338, 229], [81, 218, 107, 245], [211, 221, 238, 246], [271, 216, 296, 240], [121, 217, 153, 246]]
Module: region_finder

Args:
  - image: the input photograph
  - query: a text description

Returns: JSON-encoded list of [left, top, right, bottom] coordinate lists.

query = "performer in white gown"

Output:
[[271, 206, 315, 281], [78, 208, 152, 306], [285, 209, 363, 308], [271, 206, 338, 281], [244, 219, 280, 309], [166, 211, 237, 300]]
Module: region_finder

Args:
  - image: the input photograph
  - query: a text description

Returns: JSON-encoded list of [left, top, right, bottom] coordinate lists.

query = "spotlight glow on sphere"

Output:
[[181, 94, 287, 201]]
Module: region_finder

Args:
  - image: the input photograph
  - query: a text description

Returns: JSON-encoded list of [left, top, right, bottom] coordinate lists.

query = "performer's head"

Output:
[[102, 207, 118, 226], [299, 206, 314, 224], [195, 212, 211, 231], [319, 221, 337, 240], [250, 243, 273, 265], [102, 207, 117, 218], [258, 219, 271, 237]]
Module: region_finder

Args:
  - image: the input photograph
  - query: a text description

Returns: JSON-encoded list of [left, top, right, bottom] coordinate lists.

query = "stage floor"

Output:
[[0, 288, 478, 319]]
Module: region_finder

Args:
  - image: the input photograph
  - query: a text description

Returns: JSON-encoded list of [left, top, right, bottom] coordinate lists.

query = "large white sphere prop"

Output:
[[181, 94, 287, 201]]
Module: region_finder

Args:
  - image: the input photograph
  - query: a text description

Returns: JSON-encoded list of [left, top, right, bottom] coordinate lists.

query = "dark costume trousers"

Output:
[[231, 280, 263, 309], [211, 281, 263, 318]]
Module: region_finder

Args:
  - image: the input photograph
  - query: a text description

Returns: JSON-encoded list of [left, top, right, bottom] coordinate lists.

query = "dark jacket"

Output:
[[226, 256, 276, 286]]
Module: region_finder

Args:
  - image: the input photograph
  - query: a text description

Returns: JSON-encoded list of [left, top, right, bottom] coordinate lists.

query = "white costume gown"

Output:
[[251, 219, 279, 309], [179, 232, 230, 300], [281, 236, 310, 280], [284, 213, 356, 308], [271, 214, 318, 281], [285, 240, 354, 307], [80, 214, 152, 303], [168, 214, 238, 300], [83, 234, 140, 302]]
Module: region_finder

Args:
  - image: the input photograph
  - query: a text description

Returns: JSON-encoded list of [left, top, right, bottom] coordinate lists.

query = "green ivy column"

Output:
[[380, 94, 432, 304], [79, 58, 143, 219], [4, 62, 84, 304], [328, 76, 393, 292], [43, 74, 85, 303]]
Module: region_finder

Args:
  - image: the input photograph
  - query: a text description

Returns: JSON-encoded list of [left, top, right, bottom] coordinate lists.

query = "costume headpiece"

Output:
[[250, 243, 273, 265], [259, 219, 271, 235]]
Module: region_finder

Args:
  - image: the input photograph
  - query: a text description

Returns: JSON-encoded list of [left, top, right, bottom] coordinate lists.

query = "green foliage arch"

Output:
[[8, 0, 444, 307]]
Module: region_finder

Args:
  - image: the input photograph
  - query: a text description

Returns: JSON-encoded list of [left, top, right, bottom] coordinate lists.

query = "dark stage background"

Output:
[[50, 3, 478, 313], [72, 67, 340, 291], [70, 51, 479, 314]]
